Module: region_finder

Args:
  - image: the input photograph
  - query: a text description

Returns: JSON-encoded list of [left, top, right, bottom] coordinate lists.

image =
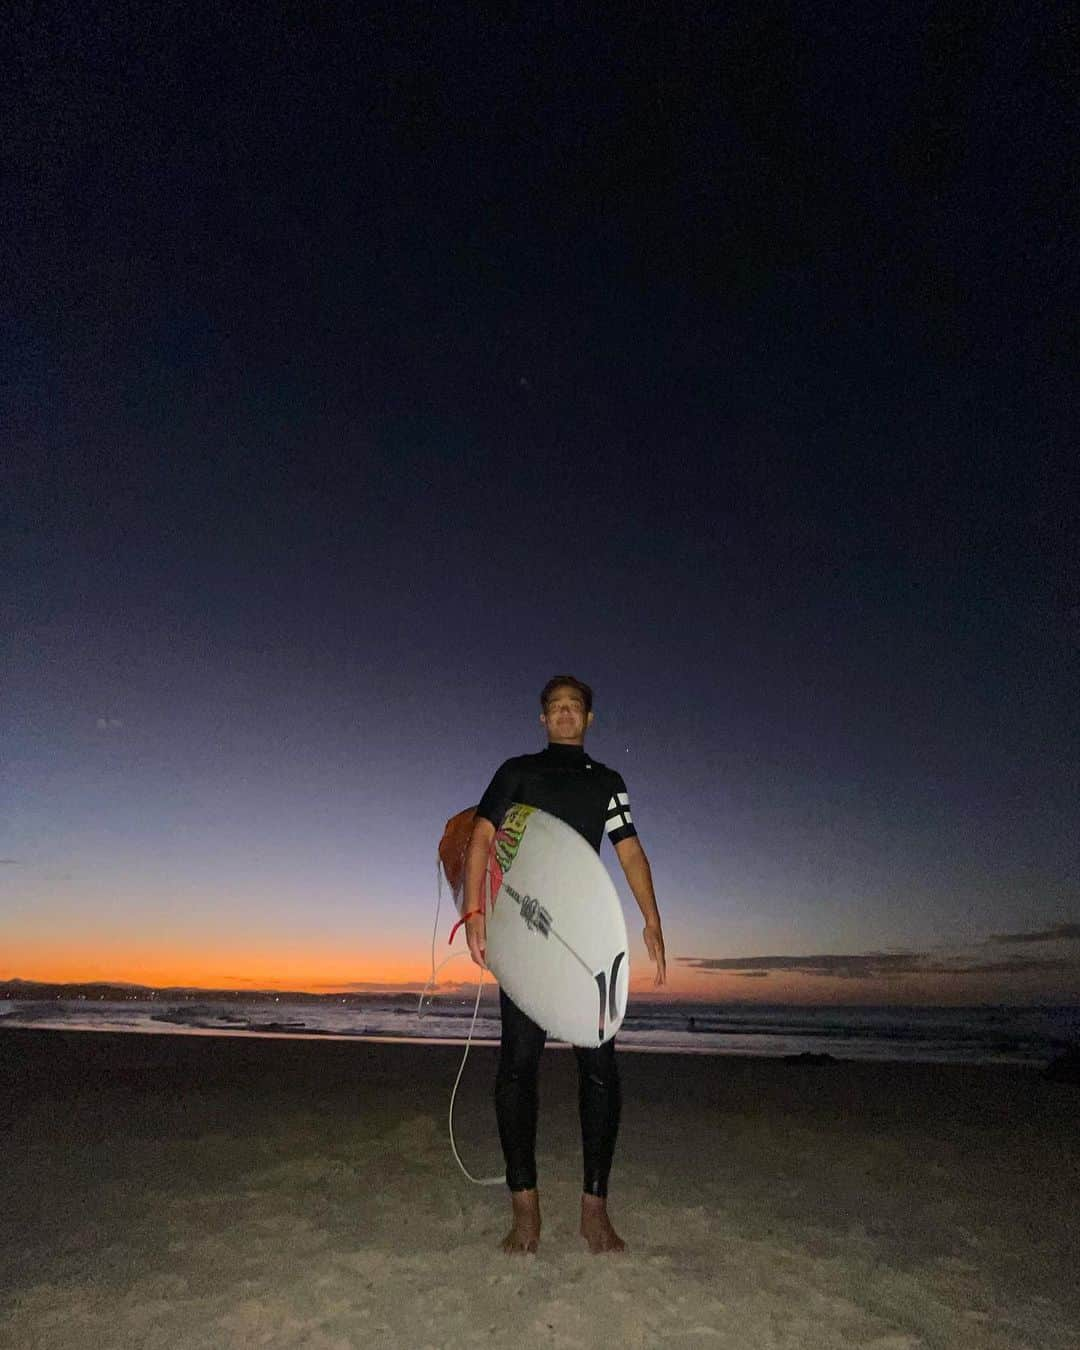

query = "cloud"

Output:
[[946, 957, 1073, 975], [679, 920, 1080, 982], [678, 953, 926, 979], [988, 922, 1080, 944], [677, 950, 1074, 980]]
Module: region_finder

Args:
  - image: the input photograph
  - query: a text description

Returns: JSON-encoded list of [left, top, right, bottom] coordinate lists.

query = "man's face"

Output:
[[540, 686, 594, 744]]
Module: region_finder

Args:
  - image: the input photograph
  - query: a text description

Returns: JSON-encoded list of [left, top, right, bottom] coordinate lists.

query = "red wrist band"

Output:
[[448, 909, 483, 944]]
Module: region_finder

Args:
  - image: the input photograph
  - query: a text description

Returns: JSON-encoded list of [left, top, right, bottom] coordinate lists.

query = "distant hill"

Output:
[[0, 979, 424, 1005]]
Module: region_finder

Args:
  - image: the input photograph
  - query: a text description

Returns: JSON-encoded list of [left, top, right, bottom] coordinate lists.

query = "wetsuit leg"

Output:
[[495, 989, 547, 1191], [573, 1038, 621, 1197]]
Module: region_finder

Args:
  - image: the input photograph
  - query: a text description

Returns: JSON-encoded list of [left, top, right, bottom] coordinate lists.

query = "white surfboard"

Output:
[[482, 803, 630, 1047]]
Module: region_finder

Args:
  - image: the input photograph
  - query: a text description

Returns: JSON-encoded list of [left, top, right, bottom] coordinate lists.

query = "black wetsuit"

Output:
[[475, 743, 637, 1196]]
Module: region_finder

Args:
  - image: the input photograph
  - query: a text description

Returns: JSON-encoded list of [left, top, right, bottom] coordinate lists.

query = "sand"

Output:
[[1, 1028, 1077, 1350]]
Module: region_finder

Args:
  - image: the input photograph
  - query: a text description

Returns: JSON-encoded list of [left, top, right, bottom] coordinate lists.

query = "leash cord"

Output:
[[419, 859, 502, 1186]]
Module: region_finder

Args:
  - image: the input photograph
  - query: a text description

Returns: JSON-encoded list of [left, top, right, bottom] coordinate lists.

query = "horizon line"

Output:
[[1, 976, 1076, 1010]]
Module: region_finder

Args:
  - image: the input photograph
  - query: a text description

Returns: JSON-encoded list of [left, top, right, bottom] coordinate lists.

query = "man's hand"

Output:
[[615, 836, 666, 987], [465, 911, 487, 969], [643, 923, 666, 986]]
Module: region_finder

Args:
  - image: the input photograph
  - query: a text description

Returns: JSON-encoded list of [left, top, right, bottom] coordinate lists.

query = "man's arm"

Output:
[[462, 815, 496, 969], [613, 835, 666, 986], [462, 757, 518, 968]]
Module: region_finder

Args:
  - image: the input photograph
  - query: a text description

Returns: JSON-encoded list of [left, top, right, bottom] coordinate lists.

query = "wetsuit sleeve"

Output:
[[475, 759, 519, 829], [604, 773, 638, 845]]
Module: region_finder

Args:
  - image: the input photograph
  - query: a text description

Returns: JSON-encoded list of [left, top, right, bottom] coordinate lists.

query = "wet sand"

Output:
[[2, 1027, 1078, 1348]]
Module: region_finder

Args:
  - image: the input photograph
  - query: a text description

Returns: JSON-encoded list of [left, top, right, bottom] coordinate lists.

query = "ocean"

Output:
[[2, 997, 1076, 1066]]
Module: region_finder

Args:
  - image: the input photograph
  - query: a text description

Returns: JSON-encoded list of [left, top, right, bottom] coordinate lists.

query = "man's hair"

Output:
[[539, 675, 593, 714]]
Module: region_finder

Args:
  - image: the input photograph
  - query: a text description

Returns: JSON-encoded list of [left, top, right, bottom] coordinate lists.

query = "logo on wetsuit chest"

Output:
[[503, 883, 551, 938]]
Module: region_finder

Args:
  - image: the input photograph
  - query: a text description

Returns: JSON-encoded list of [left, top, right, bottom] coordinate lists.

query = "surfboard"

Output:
[[482, 803, 630, 1047]]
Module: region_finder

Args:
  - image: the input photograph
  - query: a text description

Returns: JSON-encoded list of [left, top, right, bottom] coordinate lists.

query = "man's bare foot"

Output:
[[580, 1194, 625, 1253], [502, 1188, 541, 1253]]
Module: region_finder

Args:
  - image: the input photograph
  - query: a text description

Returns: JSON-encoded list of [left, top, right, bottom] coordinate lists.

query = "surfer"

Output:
[[462, 676, 666, 1254]]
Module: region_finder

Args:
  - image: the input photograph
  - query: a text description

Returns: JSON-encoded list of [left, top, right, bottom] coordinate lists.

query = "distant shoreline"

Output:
[[0, 1023, 744, 1056], [3, 980, 1076, 1010], [3, 998, 1075, 1067]]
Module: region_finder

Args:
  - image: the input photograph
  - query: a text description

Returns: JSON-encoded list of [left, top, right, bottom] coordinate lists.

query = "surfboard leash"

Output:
[[418, 856, 502, 1186]]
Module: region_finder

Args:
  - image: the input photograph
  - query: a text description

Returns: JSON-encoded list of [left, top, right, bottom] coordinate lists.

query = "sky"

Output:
[[5, 3, 1077, 1004]]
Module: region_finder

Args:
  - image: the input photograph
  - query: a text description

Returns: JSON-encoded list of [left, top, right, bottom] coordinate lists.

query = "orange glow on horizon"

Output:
[[2, 938, 437, 993], [4, 942, 1075, 1004]]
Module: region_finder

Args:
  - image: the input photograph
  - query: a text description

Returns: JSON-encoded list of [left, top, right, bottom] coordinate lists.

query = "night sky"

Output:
[[7, 3, 1077, 1003]]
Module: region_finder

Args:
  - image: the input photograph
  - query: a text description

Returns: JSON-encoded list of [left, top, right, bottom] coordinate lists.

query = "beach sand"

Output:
[[1, 1029, 1077, 1349]]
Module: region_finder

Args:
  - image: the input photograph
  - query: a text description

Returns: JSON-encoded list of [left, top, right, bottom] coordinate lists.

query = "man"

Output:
[[462, 676, 666, 1254]]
